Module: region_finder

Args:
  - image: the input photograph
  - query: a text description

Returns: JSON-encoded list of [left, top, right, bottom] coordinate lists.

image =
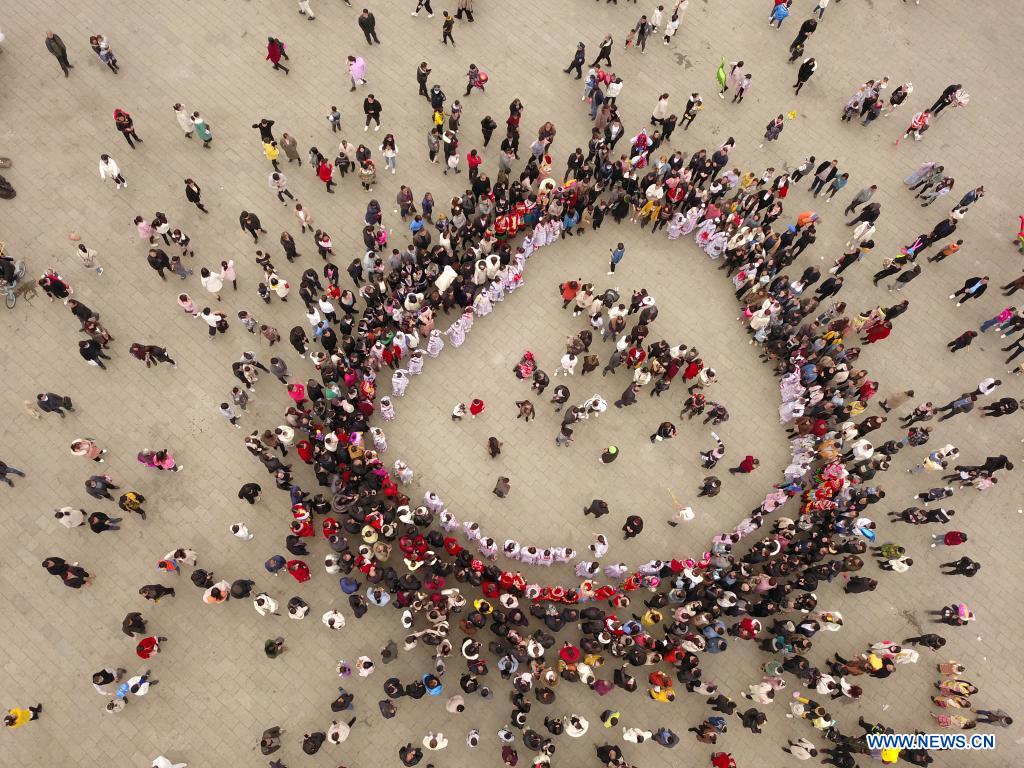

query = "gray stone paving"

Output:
[[1, 1, 1023, 766]]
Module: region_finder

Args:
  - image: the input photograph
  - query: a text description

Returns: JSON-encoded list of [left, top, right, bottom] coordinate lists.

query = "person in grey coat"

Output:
[[45, 32, 73, 76]]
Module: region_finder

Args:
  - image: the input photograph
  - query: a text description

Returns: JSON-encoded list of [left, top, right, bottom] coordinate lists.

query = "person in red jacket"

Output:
[[266, 37, 289, 74], [135, 635, 166, 659], [862, 321, 892, 344], [286, 559, 311, 582], [729, 455, 759, 475], [469, 398, 485, 417], [932, 531, 968, 548], [318, 159, 335, 193]]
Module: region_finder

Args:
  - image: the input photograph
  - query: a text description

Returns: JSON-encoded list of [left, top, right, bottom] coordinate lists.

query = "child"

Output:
[[327, 106, 341, 133]]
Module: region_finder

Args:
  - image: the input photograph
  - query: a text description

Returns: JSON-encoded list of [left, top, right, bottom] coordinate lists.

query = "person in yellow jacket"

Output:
[[4, 703, 42, 728], [263, 140, 281, 172], [649, 686, 675, 703]]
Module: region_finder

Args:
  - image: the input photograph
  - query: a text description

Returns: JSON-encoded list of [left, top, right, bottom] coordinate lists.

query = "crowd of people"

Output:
[[6, 3, 1019, 768]]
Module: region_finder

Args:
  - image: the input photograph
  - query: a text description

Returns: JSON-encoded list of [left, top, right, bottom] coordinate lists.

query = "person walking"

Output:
[[348, 55, 367, 91], [266, 37, 289, 74], [4, 704, 43, 729], [184, 179, 208, 213], [844, 185, 877, 216], [809, 159, 838, 196], [729, 455, 759, 474], [897, 109, 931, 144], [239, 211, 267, 243], [45, 32, 72, 76], [0, 459, 27, 487], [946, 331, 977, 353], [564, 42, 586, 79], [36, 392, 74, 417], [950, 276, 988, 306]]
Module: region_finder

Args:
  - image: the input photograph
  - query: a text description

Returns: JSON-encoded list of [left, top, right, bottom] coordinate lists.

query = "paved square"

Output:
[[1, 2, 1022, 767]]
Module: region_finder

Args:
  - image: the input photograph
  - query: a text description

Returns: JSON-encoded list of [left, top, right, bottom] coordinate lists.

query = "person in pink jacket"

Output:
[[347, 55, 366, 92], [138, 449, 182, 472]]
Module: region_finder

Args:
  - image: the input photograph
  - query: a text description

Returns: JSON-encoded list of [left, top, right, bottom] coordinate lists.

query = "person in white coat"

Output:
[[423, 732, 448, 750], [173, 104, 194, 138], [152, 757, 187, 768], [253, 593, 279, 616], [322, 610, 345, 629], [98, 154, 126, 188]]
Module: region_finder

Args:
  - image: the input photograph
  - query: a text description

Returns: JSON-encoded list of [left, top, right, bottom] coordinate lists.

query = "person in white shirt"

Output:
[[54, 506, 86, 528], [253, 593, 279, 616], [98, 154, 125, 188], [328, 717, 357, 744], [230, 522, 253, 540], [783, 738, 817, 760], [554, 352, 578, 376], [152, 757, 187, 768], [423, 732, 448, 750], [322, 610, 345, 629], [267, 172, 294, 204]]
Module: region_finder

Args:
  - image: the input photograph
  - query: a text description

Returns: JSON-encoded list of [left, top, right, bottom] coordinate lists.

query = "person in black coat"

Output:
[[357, 9, 380, 44], [563, 42, 586, 79], [793, 57, 817, 96]]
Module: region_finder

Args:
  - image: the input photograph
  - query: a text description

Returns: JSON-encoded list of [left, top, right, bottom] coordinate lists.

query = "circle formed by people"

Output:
[[3, 2, 1021, 768]]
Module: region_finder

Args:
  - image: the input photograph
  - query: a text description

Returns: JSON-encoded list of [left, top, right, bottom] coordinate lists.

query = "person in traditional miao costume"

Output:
[[445, 317, 466, 347], [426, 329, 445, 357], [407, 350, 425, 375], [667, 211, 685, 240], [391, 369, 409, 397], [473, 289, 493, 317]]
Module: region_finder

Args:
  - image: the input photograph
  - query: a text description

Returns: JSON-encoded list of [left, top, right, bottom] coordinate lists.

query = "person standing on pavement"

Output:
[[417, 62, 432, 98], [363, 94, 383, 131], [793, 57, 816, 96], [358, 9, 381, 44], [114, 109, 143, 149], [173, 104, 194, 139], [441, 11, 456, 46], [45, 32, 73, 76], [98, 154, 126, 189], [608, 243, 625, 274]]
